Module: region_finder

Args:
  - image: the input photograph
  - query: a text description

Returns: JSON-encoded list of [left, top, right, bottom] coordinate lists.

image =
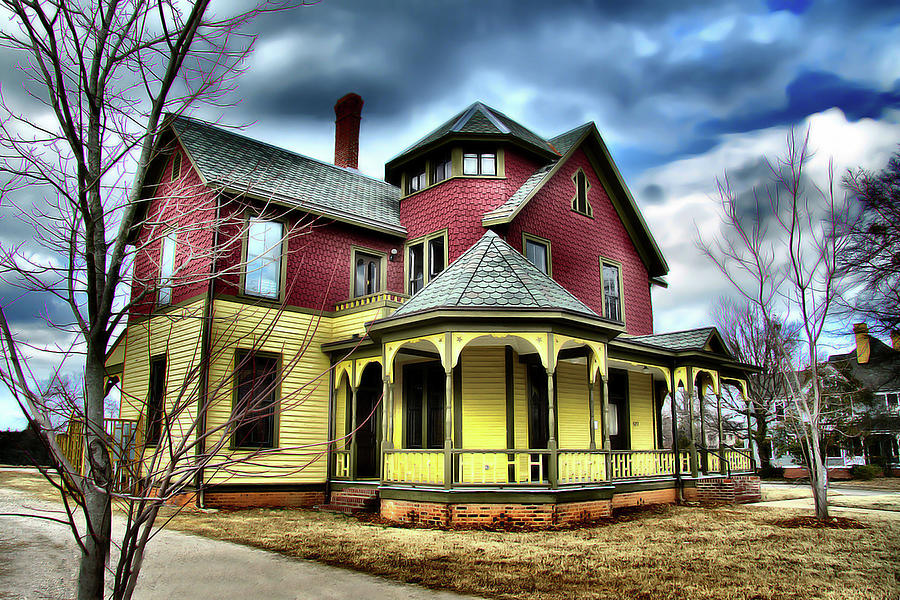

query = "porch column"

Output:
[[687, 370, 699, 478], [699, 380, 708, 474], [547, 368, 558, 489], [601, 375, 611, 480], [381, 376, 394, 451], [716, 388, 726, 475], [444, 367, 453, 490], [670, 379, 680, 479], [588, 375, 597, 450], [349, 384, 359, 479]]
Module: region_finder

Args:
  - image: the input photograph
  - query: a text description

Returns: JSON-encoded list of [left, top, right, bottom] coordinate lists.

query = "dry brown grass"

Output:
[[835, 477, 900, 492], [3, 469, 898, 600], [0, 469, 64, 502], [830, 494, 900, 512]]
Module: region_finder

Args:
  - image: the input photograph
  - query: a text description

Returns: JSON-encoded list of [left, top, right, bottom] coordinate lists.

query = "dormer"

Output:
[[385, 102, 559, 197]]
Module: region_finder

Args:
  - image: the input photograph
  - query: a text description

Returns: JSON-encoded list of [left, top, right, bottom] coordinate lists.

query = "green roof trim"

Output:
[[385, 230, 599, 320], [170, 115, 405, 236]]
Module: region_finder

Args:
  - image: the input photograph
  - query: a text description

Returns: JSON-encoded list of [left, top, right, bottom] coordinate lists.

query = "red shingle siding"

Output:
[[507, 147, 653, 334], [399, 148, 544, 261], [129, 147, 217, 319]]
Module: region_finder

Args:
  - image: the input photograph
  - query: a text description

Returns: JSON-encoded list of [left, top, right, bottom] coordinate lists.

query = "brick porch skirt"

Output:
[[381, 487, 679, 528], [683, 475, 761, 504]]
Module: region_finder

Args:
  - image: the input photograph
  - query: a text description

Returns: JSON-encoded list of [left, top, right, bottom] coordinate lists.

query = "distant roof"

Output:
[[170, 115, 405, 236], [829, 335, 900, 392], [627, 327, 721, 352], [387, 102, 558, 168], [386, 230, 600, 320]]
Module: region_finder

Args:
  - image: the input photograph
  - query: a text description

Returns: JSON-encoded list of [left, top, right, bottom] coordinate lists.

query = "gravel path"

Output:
[[0, 487, 481, 600]]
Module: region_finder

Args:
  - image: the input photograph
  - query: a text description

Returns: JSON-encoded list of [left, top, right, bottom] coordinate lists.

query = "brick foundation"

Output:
[[323, 486, 380, 513], [683, 476, 761, 504], [202, 490, 324, 509], [611, 487, 677, 509]]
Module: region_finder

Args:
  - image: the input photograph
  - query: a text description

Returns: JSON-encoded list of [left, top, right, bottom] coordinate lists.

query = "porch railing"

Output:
[[54, 417, 140, 492], [378, 448, 728, 487], [331, 449, 351, 479]]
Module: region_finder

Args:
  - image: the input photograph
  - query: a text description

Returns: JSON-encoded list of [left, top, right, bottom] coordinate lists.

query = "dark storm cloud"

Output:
[[702, 71, 900, 135]]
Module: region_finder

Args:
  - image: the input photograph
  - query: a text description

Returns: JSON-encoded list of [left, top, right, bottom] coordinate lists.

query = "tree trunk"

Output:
[[78, 352, 112, 600], [808, 429, 829, 520]]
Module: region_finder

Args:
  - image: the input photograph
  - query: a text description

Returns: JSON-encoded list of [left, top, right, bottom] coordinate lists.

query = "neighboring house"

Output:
[[771, 324, 900, 476], [105, 95, 759, 526]]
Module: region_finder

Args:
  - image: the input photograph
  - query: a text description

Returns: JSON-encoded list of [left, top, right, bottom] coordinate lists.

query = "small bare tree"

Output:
[[699, 129, 851, 520], [0, 0, 319, 597], [714, 297, 802, 472]]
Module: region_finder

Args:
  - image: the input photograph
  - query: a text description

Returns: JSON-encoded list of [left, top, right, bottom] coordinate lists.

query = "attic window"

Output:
[[171, 152, 182, 181], [571, 169, 592, 217], [407, 167, 427, 195], [523, 233, 551, 276], [463, 152, 496, 176], [432, 154, 451, 184]]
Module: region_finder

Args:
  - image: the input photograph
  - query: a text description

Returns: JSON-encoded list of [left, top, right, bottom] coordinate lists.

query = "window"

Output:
[[158, 231, 176, 305], [171, 152, 182, 181], [353, 250, 383, 298], [407, 166, 427, 194], [146, 355, 166, 446], [233, 351, 278, 448], [601, 259, 623, 322], [523, 234, 550, 275], [431, 155, 451, 184], [463, 151, 496, 176], [403, 362, 445, 449], [244, 218, 283, 299], [407, 231, 448, 295], [607, 403, 619, 436], [571, 169, 593, 216]]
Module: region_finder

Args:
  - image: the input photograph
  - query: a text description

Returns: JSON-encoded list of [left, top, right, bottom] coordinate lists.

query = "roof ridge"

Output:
[[492, 234, 541, 306], [171, 114, 397, 189], [453, 232, 498, 306]]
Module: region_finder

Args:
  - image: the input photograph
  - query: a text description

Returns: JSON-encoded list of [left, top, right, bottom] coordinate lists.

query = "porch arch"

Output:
[[449, 332, 547, 370], [384, 334, 448, 382]]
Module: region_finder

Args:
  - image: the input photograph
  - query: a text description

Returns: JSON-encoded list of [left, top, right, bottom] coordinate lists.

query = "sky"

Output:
[[1, 0, 900, 429]]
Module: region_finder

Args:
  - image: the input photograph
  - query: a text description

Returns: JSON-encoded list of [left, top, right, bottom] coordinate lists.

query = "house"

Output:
[[771, 324, 900, 478], [105, 95, 760, 526]]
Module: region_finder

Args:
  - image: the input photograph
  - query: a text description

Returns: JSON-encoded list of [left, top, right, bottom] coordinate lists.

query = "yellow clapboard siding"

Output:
[[629, 372, 654, 450], [331, 307, 382, 342], [556, 361, 590, 449], [203, 299, 332, 484], [513, 357, 529, 449], [460, 347, 506, 450]]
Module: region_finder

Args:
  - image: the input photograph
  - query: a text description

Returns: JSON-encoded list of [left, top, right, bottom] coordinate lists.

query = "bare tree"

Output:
[[714, 297, 801, 472], [837, 149, 900, 336], [0, 0, 319, 597], [699, 128, 851, 520]]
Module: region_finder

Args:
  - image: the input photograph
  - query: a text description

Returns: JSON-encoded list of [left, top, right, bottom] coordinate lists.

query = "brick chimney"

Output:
[[853, 323, 870, 364], [334, 93, 363, 169], [892, 330, 900, 351]]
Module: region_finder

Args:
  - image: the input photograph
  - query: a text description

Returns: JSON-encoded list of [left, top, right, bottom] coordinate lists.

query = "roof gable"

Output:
[[169, 115, 405, 236], [482, 123, 668, 278], [627, 327, 733, 357], [386, 230, 600, 320]]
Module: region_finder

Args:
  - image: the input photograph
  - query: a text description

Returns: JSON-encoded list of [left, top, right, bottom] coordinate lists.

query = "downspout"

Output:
[[194, 195, 222, 508]]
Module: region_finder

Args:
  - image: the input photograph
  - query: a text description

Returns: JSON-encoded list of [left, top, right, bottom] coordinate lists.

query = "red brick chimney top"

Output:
[[334, 93, 364, 169]]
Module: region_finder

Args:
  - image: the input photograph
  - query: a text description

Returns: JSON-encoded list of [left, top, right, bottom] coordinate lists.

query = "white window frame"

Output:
[[600, 257, 624, 324], [242, 217, 285, 300], [158, 231, 177, 305]]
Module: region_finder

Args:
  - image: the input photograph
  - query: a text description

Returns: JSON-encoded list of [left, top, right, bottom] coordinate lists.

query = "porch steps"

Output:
[[318, 486, 379, 514]]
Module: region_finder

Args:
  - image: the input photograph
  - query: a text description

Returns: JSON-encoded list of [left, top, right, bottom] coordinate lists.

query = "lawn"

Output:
[[2, 469, 898, 600]]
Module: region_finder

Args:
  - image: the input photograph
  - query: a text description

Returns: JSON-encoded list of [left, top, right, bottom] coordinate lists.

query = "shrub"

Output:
[[850, 464, 882, 480]]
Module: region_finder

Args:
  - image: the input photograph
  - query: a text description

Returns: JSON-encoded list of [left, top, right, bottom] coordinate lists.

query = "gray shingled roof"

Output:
[[627, 327, 718, 352], [481, 122, 594, 225], [171, 115, 405, 235], [391, 102, 557, 162], [387, 230, 599, 320], [829, 336, 900, 392]]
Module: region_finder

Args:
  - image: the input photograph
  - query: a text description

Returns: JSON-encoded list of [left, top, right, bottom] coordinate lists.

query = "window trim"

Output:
[[145, 354, 167, 447], [239, 215, 288, 302], [521, 232, 552, 277], [171, 151, 182, 181], [230, 349, 281, 450], [571, 168, 593, 218], [462, 150, 498, 176], [404, 229, 449, 296], [599, 256, 625, 325], [350, 246, 387, 299], [157, 230, 177, 306]]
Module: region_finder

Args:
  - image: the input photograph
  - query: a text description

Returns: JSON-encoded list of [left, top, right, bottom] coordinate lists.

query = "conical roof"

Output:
[[388, 230, 599, 320]]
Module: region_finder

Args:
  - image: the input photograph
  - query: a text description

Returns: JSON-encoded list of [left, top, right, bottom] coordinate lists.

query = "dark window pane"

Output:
[[409, 243, 424, 295], [525, 239, 548, 274], [354, 258, 367, 298], [158, 232, 176, 305], [368, 261, 379, 294], [245, 219, 283, 299], [354, 253, 381, 297], [233, 352, 278, 448], [146, 356, 167, 446], [432, 156, 451, 183], [428, 237, 445, 279], [602, 264, 621, 321]]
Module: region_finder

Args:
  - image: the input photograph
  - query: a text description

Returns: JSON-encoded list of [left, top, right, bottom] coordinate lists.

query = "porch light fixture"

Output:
[[389, 248, 398, 262]]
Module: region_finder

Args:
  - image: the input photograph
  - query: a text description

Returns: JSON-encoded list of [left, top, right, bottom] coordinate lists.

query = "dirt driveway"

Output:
[[0, 486, 481, 600]]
